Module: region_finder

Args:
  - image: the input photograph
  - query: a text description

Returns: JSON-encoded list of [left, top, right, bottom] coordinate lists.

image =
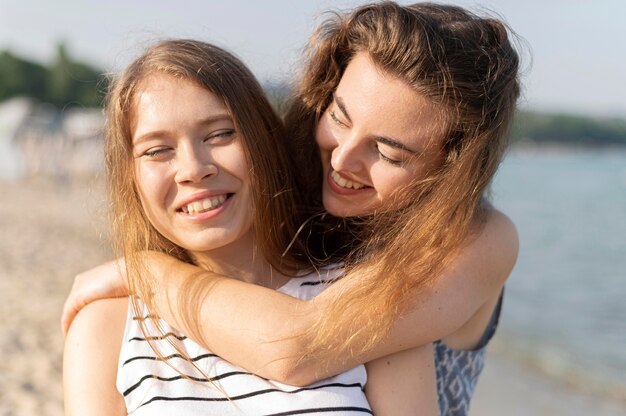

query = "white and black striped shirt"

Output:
[[116, 267, 372, 415]]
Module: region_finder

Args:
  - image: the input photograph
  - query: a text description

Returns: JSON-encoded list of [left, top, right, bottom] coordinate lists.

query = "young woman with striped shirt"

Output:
[[63, 39, 438, 415]]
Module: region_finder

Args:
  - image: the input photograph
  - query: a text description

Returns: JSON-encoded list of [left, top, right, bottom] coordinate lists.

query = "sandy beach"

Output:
[[0, 177, 111, 415], [1, 178, 624, 415]]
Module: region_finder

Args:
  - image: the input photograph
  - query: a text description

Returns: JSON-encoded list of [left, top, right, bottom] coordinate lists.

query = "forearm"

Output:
[[146, 252, 324, 383], [142, 252, 488, 385], [145, 254, 447, 385]]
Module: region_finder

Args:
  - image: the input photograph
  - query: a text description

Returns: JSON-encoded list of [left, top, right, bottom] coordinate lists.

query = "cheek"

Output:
[[315, 116, 337, 153], [134, 162, 169, 212], [214, 143, 249, 183], [371, 166, 413, 199]]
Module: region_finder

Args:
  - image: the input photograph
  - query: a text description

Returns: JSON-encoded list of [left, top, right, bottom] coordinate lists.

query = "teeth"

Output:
[[331, 170, 365, 190], [183, 195, 228, 214]]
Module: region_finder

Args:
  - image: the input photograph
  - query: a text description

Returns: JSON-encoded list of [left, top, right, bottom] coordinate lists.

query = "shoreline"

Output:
[[472, 347, 626, 416], [491, 335, 626, 401], [509, 142, 626, 154]]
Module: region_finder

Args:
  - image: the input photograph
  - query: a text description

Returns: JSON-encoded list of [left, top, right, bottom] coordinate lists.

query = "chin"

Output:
[[323, 197, 366, 218]]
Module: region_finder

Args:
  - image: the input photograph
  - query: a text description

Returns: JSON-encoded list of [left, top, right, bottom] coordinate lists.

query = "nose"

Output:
[[331, 132, 365, 174], [174, 142, 217, 183]]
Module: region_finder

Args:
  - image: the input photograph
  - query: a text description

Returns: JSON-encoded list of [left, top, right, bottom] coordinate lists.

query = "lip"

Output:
[[175, 190, 232, 211], [326, 168, 372, 196], [175, 190, 234, 224]]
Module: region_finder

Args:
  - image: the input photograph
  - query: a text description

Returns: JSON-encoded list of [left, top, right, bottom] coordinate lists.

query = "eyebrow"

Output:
[[375, 136, 418, 154], [333, 95, 353, 124], [197, 114, 233, 126], [133, 113, 233, 144], [333, 94, 418, 154]]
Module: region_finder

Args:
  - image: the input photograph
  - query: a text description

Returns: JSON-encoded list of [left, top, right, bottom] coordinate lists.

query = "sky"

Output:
[[1, 0, 625, 117]]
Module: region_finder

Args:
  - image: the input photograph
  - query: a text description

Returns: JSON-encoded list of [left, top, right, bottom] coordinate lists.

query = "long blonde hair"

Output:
[[104, 40, 320, 364], [284, 2, 521, 358]]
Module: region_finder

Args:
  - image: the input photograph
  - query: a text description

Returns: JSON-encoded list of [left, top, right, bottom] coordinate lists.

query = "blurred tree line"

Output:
[[1, 47, 625, 146], [0, 43, 106, 108], [509, 111, 626, 146]]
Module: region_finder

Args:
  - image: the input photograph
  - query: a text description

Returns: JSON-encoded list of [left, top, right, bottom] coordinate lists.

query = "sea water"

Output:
[[491, 148, 626, 396]]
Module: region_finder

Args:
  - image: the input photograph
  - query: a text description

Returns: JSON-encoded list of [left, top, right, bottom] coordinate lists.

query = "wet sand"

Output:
[[1, 178, 624, 415], [472, 347, 626, 416]]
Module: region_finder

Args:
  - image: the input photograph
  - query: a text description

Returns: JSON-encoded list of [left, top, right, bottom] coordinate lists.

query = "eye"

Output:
[[375, 143, 403, 166], [329, 110, 348, 127], [142, 147, 171, 159], [205, 129, 235, 144]]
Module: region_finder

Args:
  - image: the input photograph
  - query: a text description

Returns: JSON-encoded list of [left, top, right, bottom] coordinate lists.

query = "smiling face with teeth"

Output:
[[131, 74, 255, 260], [316, 52, 445, 217]]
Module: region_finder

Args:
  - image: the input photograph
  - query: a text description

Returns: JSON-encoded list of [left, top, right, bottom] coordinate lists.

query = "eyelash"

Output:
[[377, 146, 402, 166], [142, 130, 235, 158], [206, 129, 235, 142], [329, 110, 347, 127], [143, 147, 169, 158], [330, 110, 402, 166]]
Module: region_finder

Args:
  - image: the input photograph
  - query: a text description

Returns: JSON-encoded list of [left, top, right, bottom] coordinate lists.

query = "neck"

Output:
[[190, 233, 291, 290]]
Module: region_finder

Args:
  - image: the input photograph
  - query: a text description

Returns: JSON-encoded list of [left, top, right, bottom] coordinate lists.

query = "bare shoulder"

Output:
[[479, 207, 518, 244], [64, 297, 128, 415], [64, 296, 128, 377], [66, 297, 129, 344], [469, 206, 519, 284], [439, 208, 518, 349]]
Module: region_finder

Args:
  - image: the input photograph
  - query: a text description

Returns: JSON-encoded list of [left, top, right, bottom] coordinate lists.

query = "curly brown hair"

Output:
[[284, 1, 521, 358]]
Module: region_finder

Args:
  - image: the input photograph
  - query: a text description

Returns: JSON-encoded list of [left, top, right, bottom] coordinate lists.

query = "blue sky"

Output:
[[1, 0, 624, 117]]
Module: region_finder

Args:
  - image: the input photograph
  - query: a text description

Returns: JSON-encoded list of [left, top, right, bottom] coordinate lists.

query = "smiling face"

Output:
[[316, 52, 445, 217], [131, 74, 254, 257]]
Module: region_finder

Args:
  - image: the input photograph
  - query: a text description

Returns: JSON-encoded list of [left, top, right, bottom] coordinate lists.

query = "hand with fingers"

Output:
[[61, 258, 128, 336]]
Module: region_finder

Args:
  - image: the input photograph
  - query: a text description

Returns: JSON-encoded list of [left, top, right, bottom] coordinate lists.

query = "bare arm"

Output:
[[150, 208, 517, 385], [63, 208, 518, 386], [365, 345, 439, 416], [61, 259, 128, 335], [63, 298, 127, 416]]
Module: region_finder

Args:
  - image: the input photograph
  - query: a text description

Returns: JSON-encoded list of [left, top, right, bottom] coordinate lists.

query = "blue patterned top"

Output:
[[434, 292, 503, 416]]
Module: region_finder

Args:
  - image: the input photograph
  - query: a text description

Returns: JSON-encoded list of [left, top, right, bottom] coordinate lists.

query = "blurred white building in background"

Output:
[[0, 97, 103, 180]]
